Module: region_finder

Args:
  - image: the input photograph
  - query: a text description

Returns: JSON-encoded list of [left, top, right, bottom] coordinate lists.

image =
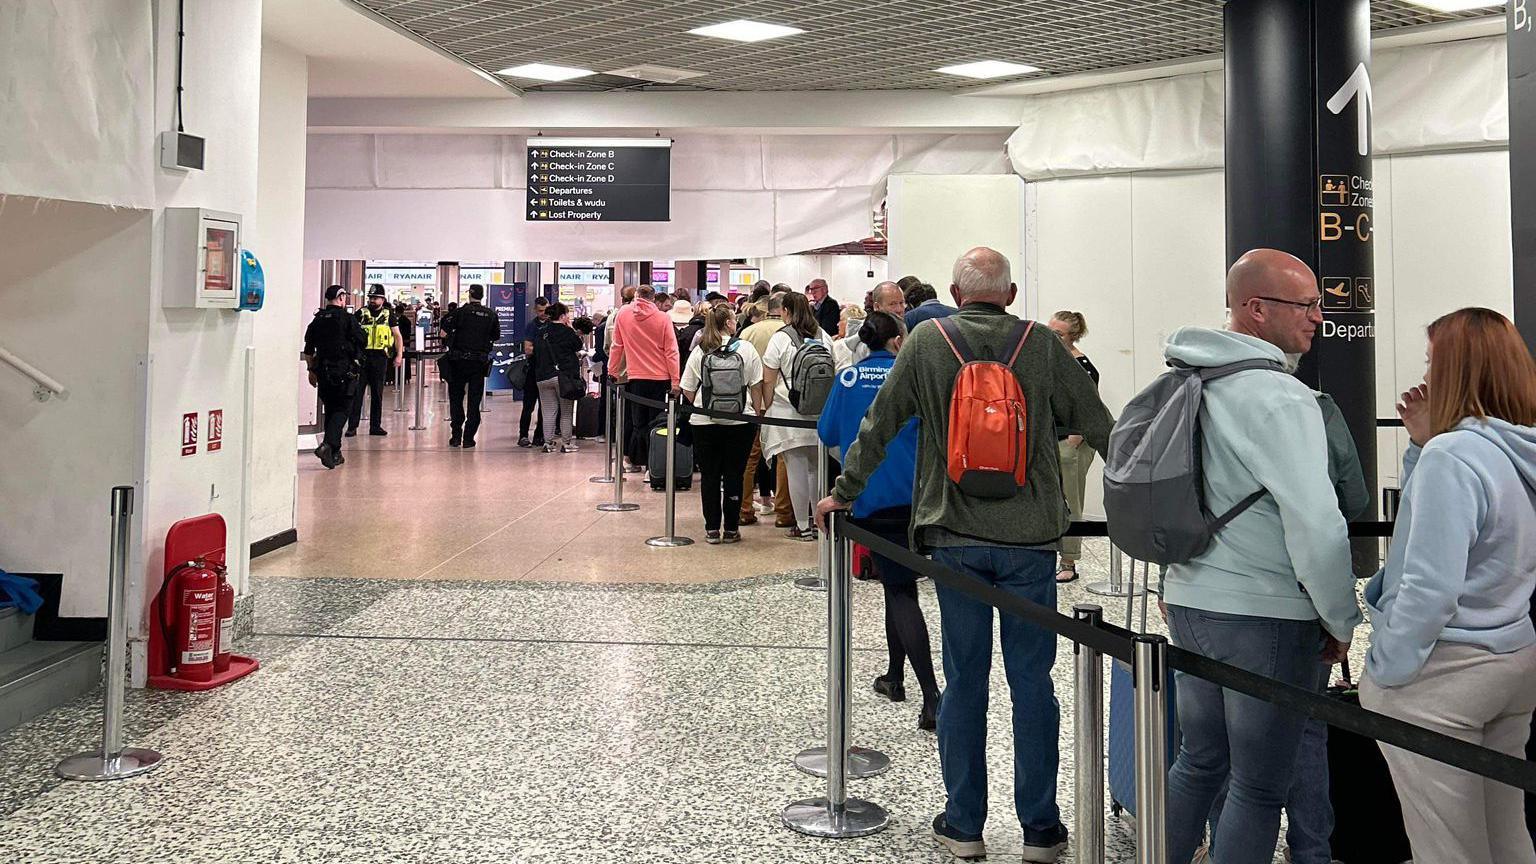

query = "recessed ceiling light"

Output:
[[1403, 0, 1500, 9], [936, 60, 1042, 80], [497, 63, 594, 82], [606, 64, 708, 84], [687, 20, 803, 42]]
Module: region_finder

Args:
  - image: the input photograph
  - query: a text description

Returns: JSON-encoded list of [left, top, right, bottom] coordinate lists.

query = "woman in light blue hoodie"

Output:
[[1361, 308, 1536, 864]]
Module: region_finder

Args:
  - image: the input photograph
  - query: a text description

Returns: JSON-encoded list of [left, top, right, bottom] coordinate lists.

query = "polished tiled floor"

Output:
[[0, 389, 1301, 862]]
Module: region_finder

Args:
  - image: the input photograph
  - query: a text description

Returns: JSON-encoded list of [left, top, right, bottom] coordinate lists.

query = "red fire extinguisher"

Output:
[[158, 559, 219, 683], [214, 563, 234, 673]]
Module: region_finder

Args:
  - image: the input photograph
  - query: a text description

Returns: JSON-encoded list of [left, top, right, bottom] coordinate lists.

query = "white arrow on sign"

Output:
[[1326, 62, 1373, 157]]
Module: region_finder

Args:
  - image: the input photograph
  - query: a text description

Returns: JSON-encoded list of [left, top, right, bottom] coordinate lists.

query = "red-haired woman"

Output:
[[1361, 307, 1536, 864]]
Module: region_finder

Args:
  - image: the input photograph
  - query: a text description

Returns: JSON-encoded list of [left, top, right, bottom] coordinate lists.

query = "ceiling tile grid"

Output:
[[352, 0, 1498, 92]]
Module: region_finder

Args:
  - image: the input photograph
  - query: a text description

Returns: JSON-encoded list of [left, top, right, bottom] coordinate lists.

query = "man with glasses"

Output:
[[1158, 249, 1362, 864]]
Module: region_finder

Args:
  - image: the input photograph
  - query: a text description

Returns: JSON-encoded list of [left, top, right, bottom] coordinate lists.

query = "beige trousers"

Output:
[[1057, 439, 1095, 561], [1360, 640, 1536, 864]]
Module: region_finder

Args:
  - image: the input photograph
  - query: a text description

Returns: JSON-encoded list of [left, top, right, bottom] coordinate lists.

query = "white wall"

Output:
[[749, 255, 888, 306], [247, 39, 310, 547], [0, 203, 152, 616], [1029, 150, 1513, 517], [887, 174, 1029, 316]]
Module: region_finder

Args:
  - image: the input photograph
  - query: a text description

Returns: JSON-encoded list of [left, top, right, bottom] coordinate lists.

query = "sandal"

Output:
[[1056, 563, 1080, 584]]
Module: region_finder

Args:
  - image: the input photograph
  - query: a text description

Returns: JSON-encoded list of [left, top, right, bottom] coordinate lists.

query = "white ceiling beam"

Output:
[[308, 91, 1028, 135]]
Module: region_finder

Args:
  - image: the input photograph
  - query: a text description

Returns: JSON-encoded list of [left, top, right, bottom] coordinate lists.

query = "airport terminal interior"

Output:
[[3, 1, 1536, 862]]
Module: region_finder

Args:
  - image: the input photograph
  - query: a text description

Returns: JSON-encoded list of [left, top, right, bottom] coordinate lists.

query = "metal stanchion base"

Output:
[[597, 502, 640, 512], [794, 575, 828, 591], [589, 476, 615, 484], [408, 424, 429, 431], [1084, 580, 1145, 598], [646, 535, 694, 547], [56, 748, 164, 781], [782, 797, 889, 838], [793, 746, 891, 778]]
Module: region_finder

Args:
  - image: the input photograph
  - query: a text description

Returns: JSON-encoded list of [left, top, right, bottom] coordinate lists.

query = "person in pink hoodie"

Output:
[[608, 284, 681, 471]]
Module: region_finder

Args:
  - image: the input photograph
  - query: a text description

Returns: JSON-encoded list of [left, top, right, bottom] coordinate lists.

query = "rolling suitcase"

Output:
[[575, 395, 601, 439], [648, 419, 693, 491], [1326, 659, 1413, 864], [1107, 554, 1178, 822]]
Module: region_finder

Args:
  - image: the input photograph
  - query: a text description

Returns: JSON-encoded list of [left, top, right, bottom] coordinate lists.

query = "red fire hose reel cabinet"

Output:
[[148, 514, 259, 691]]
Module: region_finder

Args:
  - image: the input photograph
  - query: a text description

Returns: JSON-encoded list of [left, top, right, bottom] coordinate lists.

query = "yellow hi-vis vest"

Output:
[[360, 307, 394, 351]]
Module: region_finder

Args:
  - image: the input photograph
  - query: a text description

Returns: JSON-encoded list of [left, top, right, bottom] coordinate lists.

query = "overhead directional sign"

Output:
[[525, 138, 671, 222]]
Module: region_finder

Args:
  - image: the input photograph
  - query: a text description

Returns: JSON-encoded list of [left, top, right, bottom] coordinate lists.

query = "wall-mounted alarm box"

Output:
[[164, 208, 242, 309], [160, 131, 205, 171]]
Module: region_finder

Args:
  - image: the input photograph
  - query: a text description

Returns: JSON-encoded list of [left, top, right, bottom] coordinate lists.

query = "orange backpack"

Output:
[[935, 317, 1035, 498]]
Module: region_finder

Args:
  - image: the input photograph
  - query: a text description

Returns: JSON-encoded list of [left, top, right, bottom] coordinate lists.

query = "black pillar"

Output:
[[1511, 4, 1536, 351], [1226, 0, 1378, 563]]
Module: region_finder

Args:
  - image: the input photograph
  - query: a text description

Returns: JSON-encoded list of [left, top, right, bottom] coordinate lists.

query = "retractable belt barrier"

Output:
[[836, 514, 1536, 795], [613, 384, 818, 429]]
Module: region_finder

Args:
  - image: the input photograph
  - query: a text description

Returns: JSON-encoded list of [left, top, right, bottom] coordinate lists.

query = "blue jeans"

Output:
[[1207, 660, 1334, 864], [931, 545, 1061, 841], [1165, 606, 1325, 864]]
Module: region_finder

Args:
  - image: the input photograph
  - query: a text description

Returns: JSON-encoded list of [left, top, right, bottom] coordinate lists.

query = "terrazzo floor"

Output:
[[0, 397, 1320, 863]]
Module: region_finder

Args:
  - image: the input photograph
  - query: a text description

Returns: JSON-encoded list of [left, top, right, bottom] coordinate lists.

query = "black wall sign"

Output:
[[487, 281, 526, 393], [1511, 2, 1536, 351], [526, 139, 671, 223], [1226, 0, 1378, 569]]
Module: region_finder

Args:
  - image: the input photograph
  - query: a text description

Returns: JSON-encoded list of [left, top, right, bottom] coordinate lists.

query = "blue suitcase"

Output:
[[1106, 555, 1179, 821]]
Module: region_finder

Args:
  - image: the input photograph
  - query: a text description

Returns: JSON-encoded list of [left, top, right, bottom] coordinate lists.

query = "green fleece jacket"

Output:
[[832, 303, 1114, 548]]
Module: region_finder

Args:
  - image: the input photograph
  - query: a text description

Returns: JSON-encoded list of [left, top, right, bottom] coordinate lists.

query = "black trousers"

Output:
[[624, 379, 669, 467], [318, 379, 352, 453], [852, 507, 938, 701], [348, 351, 390, 432], [519, 384, 543, 441], [448, 372, 487, 443], [693, 423, 756, 532]]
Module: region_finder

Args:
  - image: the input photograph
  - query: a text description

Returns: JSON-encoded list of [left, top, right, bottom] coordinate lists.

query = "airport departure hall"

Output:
[[6, 1, 1536, 862]]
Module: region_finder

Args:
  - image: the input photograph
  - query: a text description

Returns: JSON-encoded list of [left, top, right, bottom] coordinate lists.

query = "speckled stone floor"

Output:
[[0, 406, 1321, 862]]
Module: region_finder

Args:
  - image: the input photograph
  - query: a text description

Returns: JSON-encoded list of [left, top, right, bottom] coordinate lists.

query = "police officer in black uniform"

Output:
[[303, 285, 367, 469], [347, 284, 404, 437], [440, 283, 501, 448]]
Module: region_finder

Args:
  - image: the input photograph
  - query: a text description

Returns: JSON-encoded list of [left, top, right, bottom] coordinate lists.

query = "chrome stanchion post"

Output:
[[597, 384, 639, 513], [1132, 635, 1169, 864], [646, 393, 693, 547], [1073, 604, 1106, 864], [1088, 540, 1145, 599], [794, 511, 890, 779], [784, 512, 889, 838], [408, 356, 428, 430], [794, 440, 831, 591], [57, 487, 163, 781], [590, 384, 615, 483]]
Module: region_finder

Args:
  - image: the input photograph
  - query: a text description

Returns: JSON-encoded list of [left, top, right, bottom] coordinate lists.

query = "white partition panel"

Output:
[[887, 174, 1028, 315]]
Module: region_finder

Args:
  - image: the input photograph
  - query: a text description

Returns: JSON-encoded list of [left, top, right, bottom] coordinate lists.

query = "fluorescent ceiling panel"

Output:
[[497, 63, 594, 81], [687, 20, 803, 42], [936, 60, 1042, 79]]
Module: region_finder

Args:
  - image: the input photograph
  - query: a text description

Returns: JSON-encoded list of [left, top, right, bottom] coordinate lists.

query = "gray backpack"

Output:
[[1102, 359, 1282, 564], [699, 340, 748, 415], [781, 326, 835, 415]]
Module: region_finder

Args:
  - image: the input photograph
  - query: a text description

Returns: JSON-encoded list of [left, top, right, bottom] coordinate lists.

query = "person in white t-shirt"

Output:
[[681, 304, 765, 544], [761, 292, 834, 540]]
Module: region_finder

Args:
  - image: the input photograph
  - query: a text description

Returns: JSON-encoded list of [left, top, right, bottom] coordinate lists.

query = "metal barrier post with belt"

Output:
[[1087, 542, 1144, 599], [645, 392, 693, 547], [597, 384, 639, 513], [1073, 603, 1107, 864], [793, 441, 832, 591], [408, 355, 429, 431], [1132, 634, 1170, 864], [590, 386, 616, 484], [783, 511, 890, 838]]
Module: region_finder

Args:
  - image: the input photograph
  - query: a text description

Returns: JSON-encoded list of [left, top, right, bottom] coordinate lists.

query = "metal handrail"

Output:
[[0, 344, 67, 401]]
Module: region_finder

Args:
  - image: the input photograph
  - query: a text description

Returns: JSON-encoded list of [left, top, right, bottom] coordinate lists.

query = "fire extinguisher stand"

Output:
[[56, 486, 164, 781]]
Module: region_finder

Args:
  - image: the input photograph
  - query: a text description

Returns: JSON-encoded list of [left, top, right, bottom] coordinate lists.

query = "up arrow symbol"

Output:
[[1326, 62, 1373, 157]]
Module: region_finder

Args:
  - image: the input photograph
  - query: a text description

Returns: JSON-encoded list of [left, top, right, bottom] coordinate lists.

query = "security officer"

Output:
[[440, 283, 501, 448], [302, 285, 366, 468], [347, 284, 403, 436]]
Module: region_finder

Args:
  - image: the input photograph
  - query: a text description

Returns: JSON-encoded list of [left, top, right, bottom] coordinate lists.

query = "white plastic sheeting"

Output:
[[304, 132, 1008, 260], [0, 0, 155, 208], [1008, 37, 1509, 180]]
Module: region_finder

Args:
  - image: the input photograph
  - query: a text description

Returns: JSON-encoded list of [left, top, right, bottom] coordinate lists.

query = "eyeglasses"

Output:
[[1252, 295, 1323, 313]]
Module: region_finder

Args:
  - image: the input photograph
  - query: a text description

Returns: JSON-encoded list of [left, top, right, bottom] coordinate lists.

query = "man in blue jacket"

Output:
[[1160, 249, 1361, 864]]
